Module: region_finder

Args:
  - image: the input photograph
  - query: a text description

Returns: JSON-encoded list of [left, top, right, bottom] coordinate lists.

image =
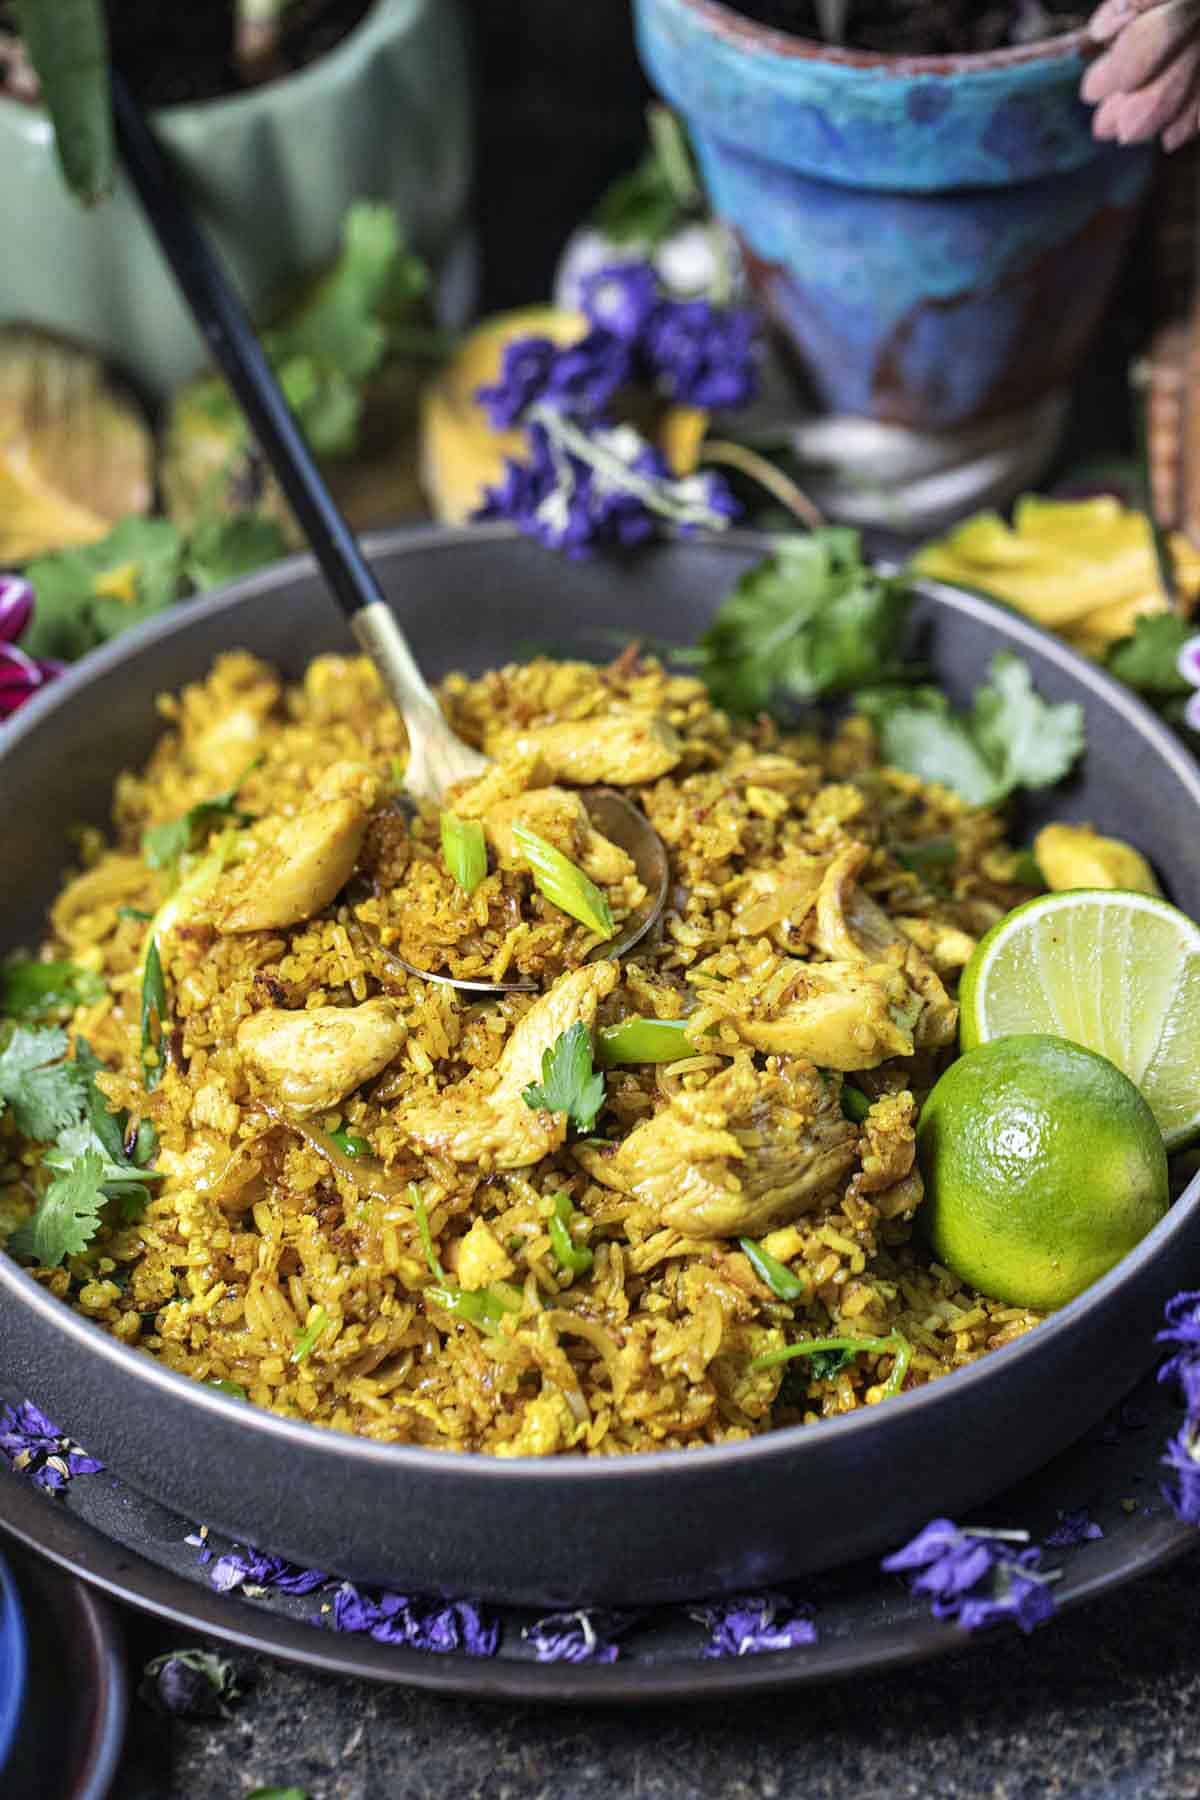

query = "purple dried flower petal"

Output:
[[1176, 634, 1200, 689], [1185, 689, 1200, 737], [209, 1548, 327, 1595], [1162, 1420, 1200, 1523], [1044, 1508, 1104, 1548], [693, 1592, 817, 1658], [0, 575, 33, 646], [0, 643, 63, 720], [579, 262, 661, 343], [543, 329, 632, 420], [330, 1582, 498, 1657], [523, 1609, 636, 1664], [0, 1400, 104, 1491], [882, 1519, 1058, 1636]]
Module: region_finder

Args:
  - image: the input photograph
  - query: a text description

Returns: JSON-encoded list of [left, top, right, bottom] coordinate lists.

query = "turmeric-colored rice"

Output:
[[2, 648, 1042, 1455]]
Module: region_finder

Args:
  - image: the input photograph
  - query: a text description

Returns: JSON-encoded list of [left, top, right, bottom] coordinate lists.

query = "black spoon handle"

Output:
[[110, 68, 385, 624]]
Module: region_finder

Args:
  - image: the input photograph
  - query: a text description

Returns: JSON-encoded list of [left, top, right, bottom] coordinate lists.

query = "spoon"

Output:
[[110, 74, 669, 994]]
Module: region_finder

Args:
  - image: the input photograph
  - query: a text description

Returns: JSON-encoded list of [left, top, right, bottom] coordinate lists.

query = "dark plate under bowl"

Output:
[[3, 525, 1199, 1609]]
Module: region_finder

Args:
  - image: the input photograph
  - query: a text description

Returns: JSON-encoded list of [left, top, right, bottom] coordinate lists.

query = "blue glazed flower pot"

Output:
[[632, 0, 1154, 431]]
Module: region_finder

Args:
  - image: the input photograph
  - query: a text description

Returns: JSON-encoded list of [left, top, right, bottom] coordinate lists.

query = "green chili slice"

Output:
[[738, 1237, 808, 1302], [595, 1017, 693, 1067], [511, 823, 615, 940], [840, 1082, 871, 1124], [290, 1306, 330, 1365], [440, 812, 489, 896], [548, 1193, 594, 1277]]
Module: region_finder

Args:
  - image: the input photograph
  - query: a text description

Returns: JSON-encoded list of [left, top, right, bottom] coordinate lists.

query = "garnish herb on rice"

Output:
[[329, 1129, 372, 1159], [410, 1184, 444, 1280], [839, 1082, 871, 1124], [522, 1020, 607, 1134], [1, 1025, 160, 1267], [412, 1184, 525, 1334], [0, 959, 105, 1021], [140, 938, 169, 1093], [738, 1237, 808, 1303], [693, 528, 913, 717], [142, 756, 262, 872], [854, 655, 1085, 808], [751, 1333, 913, 1399], [439, 812, 489, 896], [548, 1193, 594, 1278], [510, 823, 615, 940], [290, 1307, 331, 1366]]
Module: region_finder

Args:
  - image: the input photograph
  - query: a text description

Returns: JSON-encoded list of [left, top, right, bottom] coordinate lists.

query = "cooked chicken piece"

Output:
[[488, 712, 682, 785], [896, 916, 977, 974], [217, 761, 378, 933], [237, 997, 406, 1112], [702, 952, 924, 1071], [904, 947, 958, 1050], [492, 1389, 578, 1457], [576, 1056, 858, 1239], [181, 656, 281, 784], [450, 751, 548, 817], [811, 843, 899, 960], [726, 753, 819, 795], [399, 962, 618, 1169], [1034, 823, 1160, 897], [447, 1218, 515, 1290], [480, 787, 635, 886], [732, 854, 827, 941]]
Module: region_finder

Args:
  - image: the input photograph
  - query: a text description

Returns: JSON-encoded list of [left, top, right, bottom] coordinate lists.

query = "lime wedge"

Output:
[[958, 888, 1200, 1150]]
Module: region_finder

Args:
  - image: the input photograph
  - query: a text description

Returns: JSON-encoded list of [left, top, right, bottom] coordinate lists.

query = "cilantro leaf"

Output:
[[521, 1020, 606, 1134], [8, 1149, 108, 1267], [142, 757, 261, 870], [696, 529, 913, 717], [855, 654, 1084, 808], [0, 1026, 84, 1141], [183, 514, 290, 591], [22, 517, 184, 662], [807, 1347, 856, 1381], [1106, 613, 1195, 697], [71, 1035, 133, 1164], [0, 960, 105, 1020]]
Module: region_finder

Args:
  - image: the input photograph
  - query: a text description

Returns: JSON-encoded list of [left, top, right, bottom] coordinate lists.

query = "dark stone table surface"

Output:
[[114, 1543, 1200, 1799]]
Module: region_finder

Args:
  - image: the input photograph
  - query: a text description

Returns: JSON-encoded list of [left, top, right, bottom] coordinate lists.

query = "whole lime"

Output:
[[916, 1034, 1168, 1312]]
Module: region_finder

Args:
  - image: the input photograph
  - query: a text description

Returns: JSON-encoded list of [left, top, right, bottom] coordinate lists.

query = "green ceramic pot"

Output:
[[0, 0, 472, 399]]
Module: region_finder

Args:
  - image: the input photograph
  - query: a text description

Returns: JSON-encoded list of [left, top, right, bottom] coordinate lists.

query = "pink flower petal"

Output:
[[0, 575, 33, 647]]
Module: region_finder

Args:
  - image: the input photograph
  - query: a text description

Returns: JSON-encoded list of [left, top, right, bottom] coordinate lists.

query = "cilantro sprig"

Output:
[[1, 1025, 161, 1267], [142, 756, 262, 872], [0, 959, 105, 1021], [521, 1020, 606, 1134], [855, 654, 1084, 808], [694, 528, 914, 718]]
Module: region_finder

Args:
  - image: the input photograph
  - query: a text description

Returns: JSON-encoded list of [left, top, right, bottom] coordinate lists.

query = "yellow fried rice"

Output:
[[1, 648, 1044, 1456]]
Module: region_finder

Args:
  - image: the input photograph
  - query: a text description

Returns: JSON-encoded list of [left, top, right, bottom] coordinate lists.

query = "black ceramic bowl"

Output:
[[3, 526, 1200, 1608]]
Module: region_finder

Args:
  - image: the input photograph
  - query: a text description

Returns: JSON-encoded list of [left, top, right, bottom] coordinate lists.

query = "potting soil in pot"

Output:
[[727, 1, 1086, 54]]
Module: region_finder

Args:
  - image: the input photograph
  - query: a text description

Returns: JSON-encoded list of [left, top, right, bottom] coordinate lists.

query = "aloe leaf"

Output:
[[15, 0, 113, 204]]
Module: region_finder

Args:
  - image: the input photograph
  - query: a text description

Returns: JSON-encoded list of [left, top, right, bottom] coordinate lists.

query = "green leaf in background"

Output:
[[591, 104, 702, 247], [264, 203, 429, 458], [1105, 613, 1195, 698], [14, 0, 113, 204], [0, 1024, 83, 1142], [0, 959, 105, 1020], [696, 528, 913, 718], [855, 654, 1084, 808], [22, 516, 184, 660], [182, 513, 291, 591]]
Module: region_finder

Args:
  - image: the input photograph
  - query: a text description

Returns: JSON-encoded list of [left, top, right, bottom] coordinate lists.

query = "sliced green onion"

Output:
[[596, 1017, 692, 1067], [132, 1118, 159, 1168], [0, 959, 106, 1020], [140, 938, 168, 1092], [208, 1378, 248, 1401], [290, 1306, 330, 1365], [427, 1281, 523, 1335], [511, 823, 614, 940], [738, 1237, 808, 1302], [750, 1331, 912, 1399], [440, 812, 488, 896], [330, 1128, 372, 1158], [548, 1193, 594, 1278], [840, 1083, 871, 1124], [410, 1182, 444, 1280]]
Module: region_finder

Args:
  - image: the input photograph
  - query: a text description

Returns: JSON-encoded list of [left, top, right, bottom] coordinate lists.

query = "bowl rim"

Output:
[[2, 520, 1197, 1489], [655, 0, 1089, 74]]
